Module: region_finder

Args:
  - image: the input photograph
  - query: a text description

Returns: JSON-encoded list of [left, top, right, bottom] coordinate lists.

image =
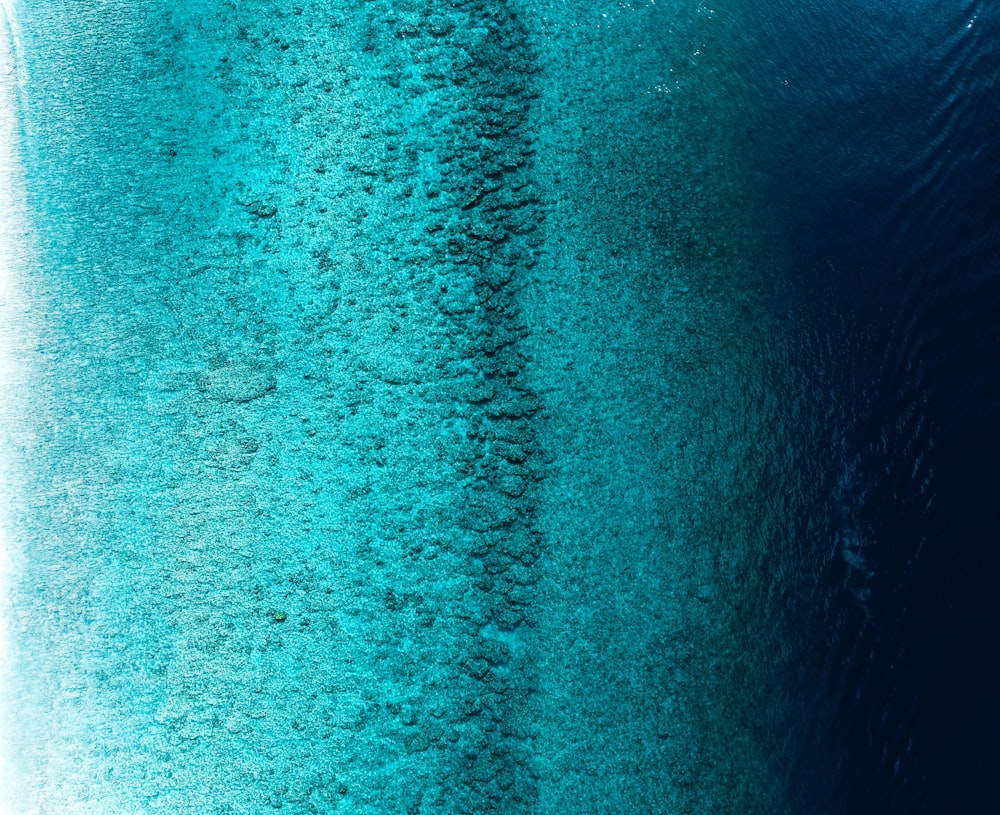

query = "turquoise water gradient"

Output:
[[2, 2, 789, 812]]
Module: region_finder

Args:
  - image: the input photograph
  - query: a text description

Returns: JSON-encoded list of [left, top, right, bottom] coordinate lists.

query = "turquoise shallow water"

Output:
[[3, 1, 793, 813]]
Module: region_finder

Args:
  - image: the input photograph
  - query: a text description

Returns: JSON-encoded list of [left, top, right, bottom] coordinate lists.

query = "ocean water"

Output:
[[0, 1, 998, 813], [738, 1, 1000, 811]]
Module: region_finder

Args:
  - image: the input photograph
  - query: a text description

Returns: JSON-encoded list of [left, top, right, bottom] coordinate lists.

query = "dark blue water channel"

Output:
[[742, 0, 1000, 811]]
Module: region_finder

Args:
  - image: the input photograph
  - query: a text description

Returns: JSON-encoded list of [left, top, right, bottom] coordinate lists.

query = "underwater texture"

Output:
[[2, 0, 1000, 813]]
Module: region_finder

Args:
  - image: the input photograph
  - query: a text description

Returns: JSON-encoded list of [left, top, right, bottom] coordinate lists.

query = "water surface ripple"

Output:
[[741, 0, 1000, 810]]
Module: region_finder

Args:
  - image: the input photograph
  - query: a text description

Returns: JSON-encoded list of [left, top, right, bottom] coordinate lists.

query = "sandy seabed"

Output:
[[1, 2, 791, 813]]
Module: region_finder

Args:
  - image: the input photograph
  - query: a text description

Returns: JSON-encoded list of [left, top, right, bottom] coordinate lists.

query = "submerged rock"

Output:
[[247, 201, 278, 218], [197, 363, 276, 403]]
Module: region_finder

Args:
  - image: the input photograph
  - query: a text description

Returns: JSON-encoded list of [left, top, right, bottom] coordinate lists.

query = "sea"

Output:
[[1, 1, 998, 813]]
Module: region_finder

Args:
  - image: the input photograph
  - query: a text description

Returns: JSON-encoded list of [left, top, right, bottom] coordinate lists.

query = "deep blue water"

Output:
[[742, 0, 1000, 810]]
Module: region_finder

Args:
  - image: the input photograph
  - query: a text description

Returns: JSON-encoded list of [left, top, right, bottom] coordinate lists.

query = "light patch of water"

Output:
[[0, 1, 29, 804]]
